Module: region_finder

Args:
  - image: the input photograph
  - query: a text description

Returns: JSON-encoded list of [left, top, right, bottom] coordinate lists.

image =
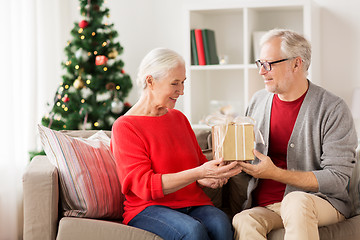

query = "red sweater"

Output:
[[253, 92, 306, 207], [110, 109, 212, 224]]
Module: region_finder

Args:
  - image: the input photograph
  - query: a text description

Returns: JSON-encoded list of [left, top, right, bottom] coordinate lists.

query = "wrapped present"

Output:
[[212, 122, 254, 161], [206, 115, 259, 161]]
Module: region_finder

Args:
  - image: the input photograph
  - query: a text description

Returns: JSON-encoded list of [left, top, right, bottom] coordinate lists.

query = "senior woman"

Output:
[[110, 48, 242, 240]]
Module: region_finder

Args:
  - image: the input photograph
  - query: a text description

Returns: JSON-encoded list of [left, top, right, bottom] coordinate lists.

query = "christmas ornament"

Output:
[[106, 116, 116, 125], [68, 86, 76, 93], [111, 97, 124, 114], [96, 91, 112, 101], [124, 102, 132, 108], [75, 48, 89, 61], [75, 48, 82, 59], [107, 59, 115, 66], [106, 82, 116, 90], [81, 87, 92, 98], [85, 74, 92, 82], [108, 49, 118, 59], [79, 20, 89, 28], [83, 122, 92, 130], [95, 55, 108, 65], [54, 114, 62, 121], [62, 95, 70, 103], [74, 76, 85, 89]]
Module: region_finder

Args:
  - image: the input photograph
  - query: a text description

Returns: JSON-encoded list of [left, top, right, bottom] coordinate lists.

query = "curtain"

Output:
[[0, 0, 68, 239]]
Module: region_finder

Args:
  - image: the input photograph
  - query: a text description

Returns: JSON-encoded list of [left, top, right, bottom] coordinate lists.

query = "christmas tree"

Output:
[[42, 0, 132, 132]]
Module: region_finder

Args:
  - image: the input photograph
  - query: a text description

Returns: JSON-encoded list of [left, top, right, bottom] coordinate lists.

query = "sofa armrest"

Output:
[[23, 155, 59, 240]]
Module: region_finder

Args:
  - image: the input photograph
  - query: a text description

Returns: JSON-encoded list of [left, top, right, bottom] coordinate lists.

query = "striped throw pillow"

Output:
[[38, 125, 124, 219]]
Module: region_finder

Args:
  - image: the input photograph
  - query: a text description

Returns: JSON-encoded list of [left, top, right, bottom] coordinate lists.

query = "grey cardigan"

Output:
[[245, 81, 358, 218]]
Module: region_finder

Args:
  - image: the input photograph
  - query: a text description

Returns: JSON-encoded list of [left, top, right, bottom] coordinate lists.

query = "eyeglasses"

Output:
[[255, 58, 291, 72]]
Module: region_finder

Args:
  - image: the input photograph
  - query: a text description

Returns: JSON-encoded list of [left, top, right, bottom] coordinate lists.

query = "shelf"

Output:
[[184, 0, 319, 125]]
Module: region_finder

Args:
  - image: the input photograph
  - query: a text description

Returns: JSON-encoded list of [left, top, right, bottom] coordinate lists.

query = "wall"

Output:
[[107, 0, 185, 108], [315, 0, 360, 105], [53, 0, 360, 115]]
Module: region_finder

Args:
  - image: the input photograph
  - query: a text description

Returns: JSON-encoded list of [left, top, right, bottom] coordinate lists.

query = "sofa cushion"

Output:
[[227, 172, 251, 217], [38, 125, 124, 220], [193, 129, 211, 150], [57, 217, 163, 240]]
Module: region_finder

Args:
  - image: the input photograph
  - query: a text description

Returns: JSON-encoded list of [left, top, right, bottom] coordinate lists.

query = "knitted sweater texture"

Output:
[[110, 109, 212, 224]]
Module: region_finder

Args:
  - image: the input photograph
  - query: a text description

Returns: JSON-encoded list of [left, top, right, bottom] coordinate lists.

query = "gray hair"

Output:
[[260, 29, 311, 76], [136, 48, 185, 90]]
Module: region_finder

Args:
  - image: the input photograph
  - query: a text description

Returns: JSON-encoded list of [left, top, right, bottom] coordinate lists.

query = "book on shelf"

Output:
[[194, 29, 206, 65], [202, 29, 219, 65], [191, 29, 219, 65], [190, 29, 199, 65]]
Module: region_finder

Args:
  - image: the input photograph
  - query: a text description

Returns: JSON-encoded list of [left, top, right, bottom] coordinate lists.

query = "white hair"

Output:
[[260, 29, 311, 76], [136, 48, 185, 91]]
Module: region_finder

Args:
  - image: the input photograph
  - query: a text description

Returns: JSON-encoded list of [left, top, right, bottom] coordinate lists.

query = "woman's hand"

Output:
[[197, 178, 228, 189], [200, 158, 243, 179], [161, 158, 242, 195]]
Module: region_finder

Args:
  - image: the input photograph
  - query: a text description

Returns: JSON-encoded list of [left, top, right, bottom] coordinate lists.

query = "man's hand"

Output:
[[238, 149, 319, 192], [238, 149, 279, 179]]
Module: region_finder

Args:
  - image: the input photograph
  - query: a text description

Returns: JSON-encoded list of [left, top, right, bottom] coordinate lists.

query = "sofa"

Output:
[[23, 129, 360, 240]]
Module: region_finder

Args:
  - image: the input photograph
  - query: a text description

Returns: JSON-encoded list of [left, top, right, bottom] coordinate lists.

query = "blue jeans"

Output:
[[128, 205, 233, 240]]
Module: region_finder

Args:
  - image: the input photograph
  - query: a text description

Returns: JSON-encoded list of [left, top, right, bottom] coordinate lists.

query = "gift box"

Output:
[[211, 121, 255, 161]]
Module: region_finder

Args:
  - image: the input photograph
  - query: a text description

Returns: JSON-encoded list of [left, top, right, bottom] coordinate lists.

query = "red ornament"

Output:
[[121, 69, 125, 74], [95, 55, 108, 66], [79, 20, 89, 28], [62, 95, 70, 103]]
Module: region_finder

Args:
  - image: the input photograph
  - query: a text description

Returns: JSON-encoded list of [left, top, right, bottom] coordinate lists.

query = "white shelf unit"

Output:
[[183, 0, 319, 126]]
